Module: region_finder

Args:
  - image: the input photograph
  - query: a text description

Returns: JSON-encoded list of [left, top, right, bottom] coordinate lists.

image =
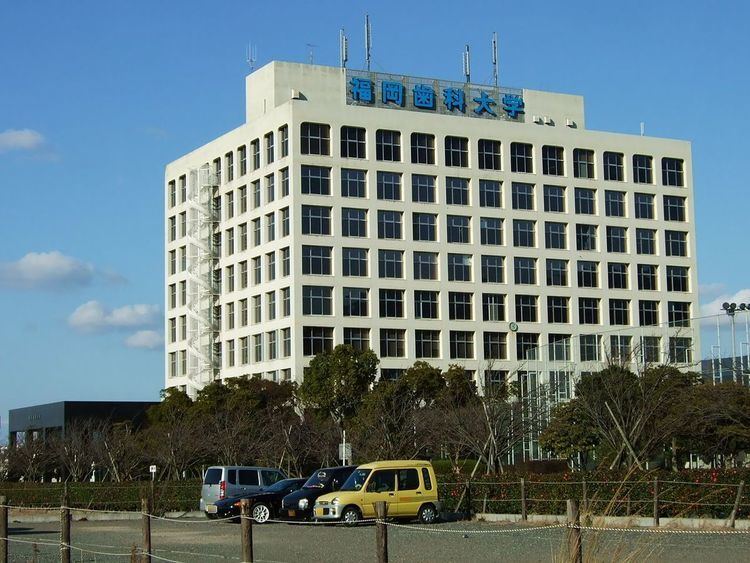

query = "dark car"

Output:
[[214, 478, 306, 523], [280, 466, 357, 520]]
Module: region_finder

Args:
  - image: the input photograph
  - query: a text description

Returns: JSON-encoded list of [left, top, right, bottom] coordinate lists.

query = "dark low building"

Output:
[[8, 400, 158, 446]]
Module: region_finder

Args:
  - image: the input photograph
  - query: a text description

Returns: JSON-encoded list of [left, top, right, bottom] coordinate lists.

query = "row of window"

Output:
[[300, 123, 686, 186]]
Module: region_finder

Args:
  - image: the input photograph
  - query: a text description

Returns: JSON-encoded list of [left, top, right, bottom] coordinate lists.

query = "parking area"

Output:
[[6, 518, 750, 562]]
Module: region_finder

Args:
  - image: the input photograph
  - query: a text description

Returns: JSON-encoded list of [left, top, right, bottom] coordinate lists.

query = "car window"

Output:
[[227, 469, 236, 485], [398, 469, 419, 491], [340, 469, 371, 491], [238, 469, 259, 486], [422, 468, 433, 491], [203, 468, 222, 485], [261, 470, 283, 486], [366, 470, 396, 493]]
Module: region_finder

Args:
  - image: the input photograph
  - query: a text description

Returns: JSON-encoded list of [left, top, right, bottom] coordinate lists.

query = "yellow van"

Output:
[[313, 460, 441, 524]]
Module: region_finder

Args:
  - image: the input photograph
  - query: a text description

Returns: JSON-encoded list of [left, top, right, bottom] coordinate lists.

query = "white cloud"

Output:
[[0, 251, 94, 290], [125, 330, 163, 350], [69, 301, 160, 332], [0, 128, 45, 152], [700, 288, 750, 327]]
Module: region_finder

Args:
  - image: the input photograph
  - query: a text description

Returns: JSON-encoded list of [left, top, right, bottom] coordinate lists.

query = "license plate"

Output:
[[315, 508, 324, 517], [206, 504, 218, 514], [288, 510, 296, 517]]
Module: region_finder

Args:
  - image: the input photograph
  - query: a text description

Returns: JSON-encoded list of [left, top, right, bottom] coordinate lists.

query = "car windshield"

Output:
[[303, 470, 331, 489], [339, 469, 371, 492], [267, 479, 299, 493]]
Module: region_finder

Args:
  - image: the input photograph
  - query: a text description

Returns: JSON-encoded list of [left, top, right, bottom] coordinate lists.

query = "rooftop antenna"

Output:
[[640, 122, 645, 136], [246, 43, 257, 72], [463, 44, 471, 83], [365, 14, 372, 71], [491, 32, 499, 87], [306, 43, 317, 65], [339, 28, 349, 68]]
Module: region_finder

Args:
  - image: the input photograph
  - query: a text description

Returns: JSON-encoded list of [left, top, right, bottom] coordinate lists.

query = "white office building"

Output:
[[164, 61, 699, 398]]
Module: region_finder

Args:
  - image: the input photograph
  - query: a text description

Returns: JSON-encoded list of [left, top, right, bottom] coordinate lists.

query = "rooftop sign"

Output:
[[346, 69, 525, 122]]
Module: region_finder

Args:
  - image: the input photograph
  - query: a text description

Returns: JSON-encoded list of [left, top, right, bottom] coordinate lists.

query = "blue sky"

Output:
[[2, 1, 749, 439]]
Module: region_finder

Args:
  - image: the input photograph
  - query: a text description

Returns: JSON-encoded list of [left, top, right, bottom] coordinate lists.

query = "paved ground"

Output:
[[6, 518, 750, 562]]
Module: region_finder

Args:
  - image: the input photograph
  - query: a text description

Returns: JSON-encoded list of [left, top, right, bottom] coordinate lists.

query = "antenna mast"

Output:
[[463, 44, 471, 83], [492, 32, 498, 87], [365, 14, 372, 71], [306, 43, 317, 65], [246, 43, 257, 72], [340, 28, 349, 68]]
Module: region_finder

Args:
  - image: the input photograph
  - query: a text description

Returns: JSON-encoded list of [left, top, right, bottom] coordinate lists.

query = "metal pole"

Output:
[[731, 314, 738, 383], [653, 478, 660, 527]]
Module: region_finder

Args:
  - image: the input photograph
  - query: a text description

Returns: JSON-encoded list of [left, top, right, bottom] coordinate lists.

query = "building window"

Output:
[[238, 185, 247, 213], [637, 264, 658, 290], [266, 213, 276, 242], [575, 224, 597, 251], [412, 174, 436, 203], [662, 158, 684, 186], [663, 196, 686, 222], [446, 177, 469, 205], [380, 329, 405, 357], [265, 132, 274, 164], [376, 171, 402, 200], [341, 168, 366, 198], [668, 301, 691, 327], [482, 293, 505, 321], [573, 148, 595, 179], [266, 173, 275, 202], [510, 142, 533, 173], [634, 193, 654, 219], [448, 291, 473, 320], [639, 300, 659, 326], [516, 333, 539, 360], [548, 335, 571, 362], [478, 139, 501, 170], [302, 205, 331, 236], [378, 249, 403, 279], [343, 287, 369, 317], [606, 226, 627, 253], [239, 337, 249, 365], [281, 247, 290, 277], [415, 330, 441, 358], [635, 228, 656, 255], [239, 261, 248, 288], [281, 287, 291, 316], [640, 336, 660, 363], [608, 262, 628, 289], [302, 285, 332, 315], [515, 295, 538, 322], [413, 290, 439, 319], [413, 251, 438, 280], [377, 210, 402, 239], [547, 296, 569, 323], [546, 259, 568, 286], [580, 334, 601, 361], [633, 154, 653, 184], [301, 122, 330, 155], [168, 216, 176, 242], [574, 187, 595, 215], [341, 208, 367, 237], [481, 255, 504, 283], [665, 230, 687, 257], [280, 167, 290, 197], [239, 298, 248, 326], [605, 190, 625, 217], [268, 331, 277, 360], [168, 180, 176, 208], [446, 215, 470, 243], [344, 327, 370, 351], [577, 261, 598, 288], [445, 136, 468, 167], [513, 219, 535, 247], [603, 151, 624, 181], [542, 145, 564, 175], [343, 247, 368, 276], [609, 299, 630, 325], [252, 295, 261, 324], [280, 207, 290, 237], [669, 337, 692, 363], [411, 132, 435, 164], [511, 183, 534, 210], [413, 213, 437, 241], [303, 327, 333, 356], [514, 257, 536, 285], [301, 245, 332, 275], [543, 185, 565, 213], [301, 165, 331, 195], [379, 289, 404, 318], [279, 125, 289, 157], [251, 138, 260, 170], [480, 217, 502, 245], [666, 265, 689, 292], [479, 180, 501, 208], [544, 222, 566, 249], [447, 253, 472, 281], [376, 129, 401, 161], [578, 297, 599, 324], [341, 126, 366, 158], [251, 180, 261, 209], [450, 331, 474, 359]]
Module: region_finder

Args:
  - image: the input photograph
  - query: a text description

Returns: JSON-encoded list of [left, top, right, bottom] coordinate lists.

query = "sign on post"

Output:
[[149, 465, 157, 480]]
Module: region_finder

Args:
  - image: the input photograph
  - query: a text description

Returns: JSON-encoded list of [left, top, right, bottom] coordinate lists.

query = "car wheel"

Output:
[[341, 506, 361, 525], [418, 503, 438, 524], [252, 503, 271, 524]]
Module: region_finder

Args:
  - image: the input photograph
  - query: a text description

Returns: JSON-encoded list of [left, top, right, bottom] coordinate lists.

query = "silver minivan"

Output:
[[201, 466, 287, 517]]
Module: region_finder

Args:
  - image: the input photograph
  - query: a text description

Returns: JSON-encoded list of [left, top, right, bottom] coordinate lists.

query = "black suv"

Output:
[[281, 466, 357, 520]]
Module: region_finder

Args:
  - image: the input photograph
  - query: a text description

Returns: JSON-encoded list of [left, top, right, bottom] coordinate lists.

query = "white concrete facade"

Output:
[[164, 61, 699, 397]]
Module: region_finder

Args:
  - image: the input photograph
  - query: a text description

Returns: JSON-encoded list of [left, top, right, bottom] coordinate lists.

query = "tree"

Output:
[[297, 345, 379, 426], [539, 401, 598, 469]]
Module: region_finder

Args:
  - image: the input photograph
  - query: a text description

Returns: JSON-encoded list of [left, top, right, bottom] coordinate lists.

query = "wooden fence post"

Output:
[[466, 482, 472, 517], [375, 501, 388, 563], [652, 478, 660, 527], [61, 483, 71, 563], [566, 499, 582, 563], [582, 478, 588, 514], [141, 498, 151, 563], [241, 499, 253, 563], [729, 481, 745, 528], [520, 478, 527, 521], [1, 495, 8, 563]]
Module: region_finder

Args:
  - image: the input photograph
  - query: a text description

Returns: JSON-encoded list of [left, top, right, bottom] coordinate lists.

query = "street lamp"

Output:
[[722, 302, 738, 383]]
